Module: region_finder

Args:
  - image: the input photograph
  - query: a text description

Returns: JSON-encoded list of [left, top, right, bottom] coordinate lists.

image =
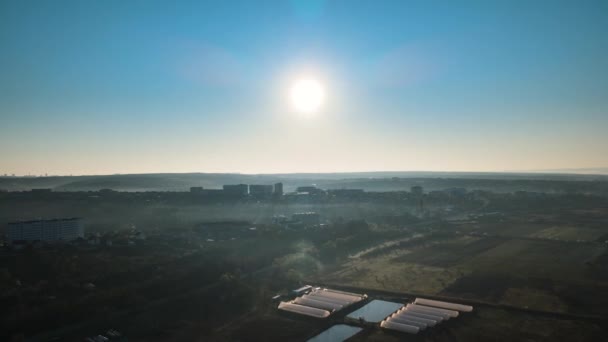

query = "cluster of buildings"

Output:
[[277, 284, 473, 339], [190, 182, 283, 198], [278, 286, 367, 319], [189, 183, 373, 201], [378, 298, 472, 334]]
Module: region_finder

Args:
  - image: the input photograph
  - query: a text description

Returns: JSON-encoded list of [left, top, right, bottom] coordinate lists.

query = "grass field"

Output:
[[321, 250, 465, 294], [528, 226, 606, 242], [321, 229, 608, 315], [466, 239, 604, 280], [394, 236, 504, 268]]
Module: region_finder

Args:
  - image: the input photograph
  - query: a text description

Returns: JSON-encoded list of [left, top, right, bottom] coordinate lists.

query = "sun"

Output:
[[290, 78, 325, 114]]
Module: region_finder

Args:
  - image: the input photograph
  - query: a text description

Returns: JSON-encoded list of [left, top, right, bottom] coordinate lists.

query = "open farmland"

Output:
[[321, 252, 464, 294], [320, 209, 608, 317], [394, 236, 505, 268], [528, 226, 607, 242], [470, 240, 602, 276]]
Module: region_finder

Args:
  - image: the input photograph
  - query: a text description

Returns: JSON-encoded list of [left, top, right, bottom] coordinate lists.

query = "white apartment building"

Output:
[[8, 218, 84, 243]]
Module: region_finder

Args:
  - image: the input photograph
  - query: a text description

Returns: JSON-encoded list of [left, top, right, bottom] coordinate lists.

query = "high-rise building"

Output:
[[249, 184, 273, 198], [274, 182, 283, 196], [8, 218, 84, 243], [223, 184, 249, 197]]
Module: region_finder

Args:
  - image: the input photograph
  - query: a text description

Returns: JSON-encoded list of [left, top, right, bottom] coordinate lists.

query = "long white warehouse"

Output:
[[294, 296, 344, 311], [305, 293, 350, 305], [407, 304, 459, 318], [397, 308, 445, 322], [278, 287, 365, 319], [380, 320, 419, 334], [277, 302, 330, 318], [388, 315, 427, 330], [414, 298, 473, 312], [381, 298, 472, 335], [405, 304, 453, 320], [309, 289, 366, 303], [390, 312, 437, 327]]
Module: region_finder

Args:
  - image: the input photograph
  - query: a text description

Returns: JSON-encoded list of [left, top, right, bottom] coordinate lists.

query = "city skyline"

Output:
[[1, 1, 607, 175]]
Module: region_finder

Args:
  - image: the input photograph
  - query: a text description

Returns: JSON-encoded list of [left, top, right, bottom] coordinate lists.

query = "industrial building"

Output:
[[380, 298, 473, 335], [277, 286, 474, 338], [8, 218, 84, 243], [277, 287, 366, 318]]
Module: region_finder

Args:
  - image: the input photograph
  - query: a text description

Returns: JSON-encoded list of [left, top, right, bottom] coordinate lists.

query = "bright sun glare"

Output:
[[290, 78, 325, 114]]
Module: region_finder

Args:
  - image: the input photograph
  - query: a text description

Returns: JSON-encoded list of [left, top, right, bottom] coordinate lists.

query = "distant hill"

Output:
[[1, 171, 608, 193], [518, 167, 608, 175]]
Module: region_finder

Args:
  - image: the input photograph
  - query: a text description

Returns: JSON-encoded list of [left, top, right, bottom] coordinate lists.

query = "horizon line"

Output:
[[2, 168, 608, 178]]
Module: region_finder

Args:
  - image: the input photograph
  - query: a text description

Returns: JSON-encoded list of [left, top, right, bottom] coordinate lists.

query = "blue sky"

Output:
[[1, 0, 607, 175]]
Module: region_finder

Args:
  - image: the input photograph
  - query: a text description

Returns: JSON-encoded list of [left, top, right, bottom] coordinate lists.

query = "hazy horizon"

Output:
[[2, 1, 607, 175], [3, 167, 608, 178]]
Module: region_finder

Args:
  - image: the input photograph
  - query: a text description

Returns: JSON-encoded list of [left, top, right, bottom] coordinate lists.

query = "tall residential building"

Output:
[[274, 182, 284, 196], [249, 184, 273, 197], [223, 184, 249, 196], [8, 218, 84, 243]]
